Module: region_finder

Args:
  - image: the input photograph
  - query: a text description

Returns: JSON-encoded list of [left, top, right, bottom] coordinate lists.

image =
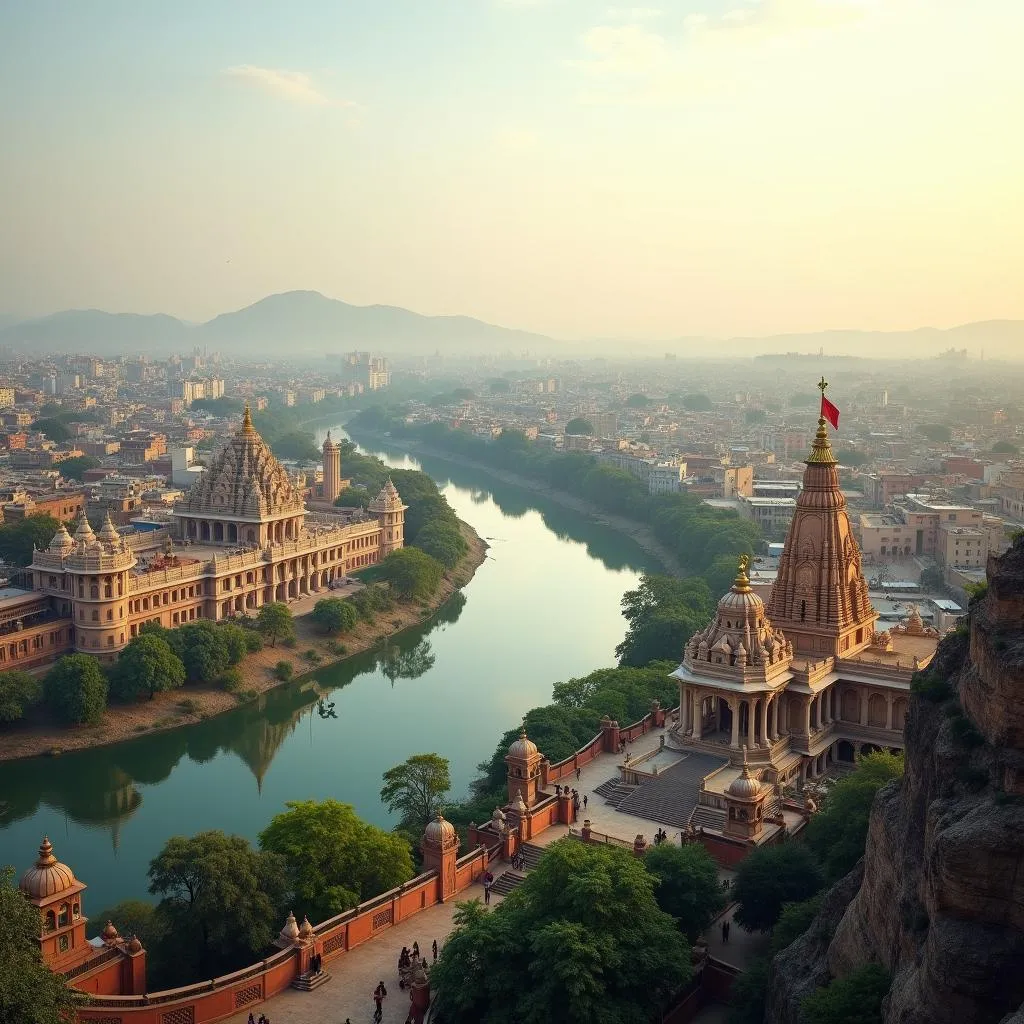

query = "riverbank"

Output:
[[0, 522, 487, 763], [350, 428, 686, 577]]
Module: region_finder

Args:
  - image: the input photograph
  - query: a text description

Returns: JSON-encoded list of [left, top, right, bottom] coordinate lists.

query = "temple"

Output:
[[670, 380, 940, 814], [25, 407, 405, 661]]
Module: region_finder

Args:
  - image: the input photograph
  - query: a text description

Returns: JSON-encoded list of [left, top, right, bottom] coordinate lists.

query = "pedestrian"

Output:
[[583, 794, 588, 810], [722, 920, 730, 943], [373, 980, 387, 1021], [432, 938, 438, 962], [555, 784, 561, 797], [247, 1014, 255, 1024], [576, 766, 581, 781], [484, 881, 491, 905]]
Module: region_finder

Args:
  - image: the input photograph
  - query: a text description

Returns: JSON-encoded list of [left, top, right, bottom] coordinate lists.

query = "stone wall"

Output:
[[766, 538, 1024, 1024]]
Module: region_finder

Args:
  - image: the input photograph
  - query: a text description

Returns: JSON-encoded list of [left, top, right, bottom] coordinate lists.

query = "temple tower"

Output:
[[505, 728, 544, 807], [723, 750, 770, 841], [421, 813, 459, 902], [368, 477, 407, 557], [765, 380, 877, 659], [322, 431, 342, 504]]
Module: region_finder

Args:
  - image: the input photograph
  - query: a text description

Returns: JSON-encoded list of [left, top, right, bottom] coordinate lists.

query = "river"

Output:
[[0, 429, 661, 914]]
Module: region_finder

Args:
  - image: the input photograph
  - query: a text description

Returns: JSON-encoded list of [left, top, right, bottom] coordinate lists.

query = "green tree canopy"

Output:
[[0, 867, 83, 1024], [805, 751, 904, 881], [256, 602, 294, 646], [258, 799, 414, 923], [681, 393, 713, 411], [732, 843, 824, 933], [380, 753, 452, 835], [771, 895, 823, 953], [800, 963, 891, 1024], [44, 654, 108, 725], [565, 417, 595, 436], [992, 440, 1019, 455], [379, 547, 444, 601], [271, 430, 320, 463], [166, 621, 231, 683], [615, 573, 715, 667], [0, 513, 61, 567], [33, 417, 71, 441], [727, 955, 770, 1024], [414, 519, 467, 570], [918, 564, 946, 592], [488, 377, 511, 394], [88, 899, 163, 948], [920, 423, 952, 443], [310, 597, 359, 635], [57, 455, 101, 481], [431, 839, 690, 1024], [644, 842, 725, 940], [0, 670, 42, 723], [109, 633, 186, 702], [625, 393, 650, 407], [190, 396, 245, 416], [147, 831, 288, 981]]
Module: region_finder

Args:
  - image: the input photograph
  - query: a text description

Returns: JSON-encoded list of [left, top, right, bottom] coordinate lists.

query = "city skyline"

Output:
[[2, 1, 1022, 340]]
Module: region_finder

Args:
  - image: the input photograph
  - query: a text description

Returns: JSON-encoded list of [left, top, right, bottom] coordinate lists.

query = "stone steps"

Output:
[[490, 870, 527, 896], [692, 805, 727, 831], [593, 777, 621, 799], [519, 842, 546, 871], [614, 753, 729, 830], [292, 970, 332, 992]]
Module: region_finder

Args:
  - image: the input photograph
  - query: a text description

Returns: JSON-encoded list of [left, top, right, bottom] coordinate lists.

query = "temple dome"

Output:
[[298, 916, 315, 940], [48, 522, 74, 553], [507, 728, 538, 760], [727, 754, 763, 799], [126, 936, 144, 954], [423, 813, 457, 846], [279, 911, 300, 944], [101, 921, 119, 943], [178, 404, 305, 520], [369, 477, 405, 512], [73, 516, 98, 548], [97, 512, 122, 549], [19, 838, 77, 899]]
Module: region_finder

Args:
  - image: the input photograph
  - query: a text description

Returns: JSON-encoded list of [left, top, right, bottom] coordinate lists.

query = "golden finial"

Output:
[[241, 403, 254, 432], [817, 375, 829, 396], [734, 553, 752, 592]]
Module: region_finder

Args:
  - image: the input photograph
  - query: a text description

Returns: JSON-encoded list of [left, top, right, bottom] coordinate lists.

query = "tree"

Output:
[[681, 393, 713, 411], [565, 417, 595, 436], [992, 440, 1019, 455], [615, 573, 715, 667], [800, 963, 890, 1024], [33, 417, 71, 441], [169, 622, 231, 683], [0, 513, 61, 567], [488, 377, 511, 394], [147, 831, 288, 981], [644, 842, 725, 940], [920, 423, 952, 443], [0, 867, 83, 1024], [256, 602, 294, 647], [44, 654, 108, 725], [414, 519, 467, 570], [379, 547, 444, 601], [732, 843, 824, 933], [0, 670, 42, 723], [626, 393, 649, 407], [381, 754, 451, 835], [431, 839, 690, 1024], [57, 455, 101, 481], [88, 899, 162, 947], [805, 752, 903, 881], [771, 895, 823, 953], [258, 800, 414, 923], [109, 634, 186, 702], [727, 955, 770, 1024], [311, 597, 358, 635], [271, 430, 320, 463]]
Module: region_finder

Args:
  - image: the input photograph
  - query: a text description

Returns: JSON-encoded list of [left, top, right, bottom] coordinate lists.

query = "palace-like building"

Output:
[[18, 408, 405, 662], [670, 408, 940, 799]]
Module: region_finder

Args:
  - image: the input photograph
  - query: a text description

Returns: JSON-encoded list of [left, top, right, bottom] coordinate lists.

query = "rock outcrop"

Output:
[[766, 539, 1024, 1024]]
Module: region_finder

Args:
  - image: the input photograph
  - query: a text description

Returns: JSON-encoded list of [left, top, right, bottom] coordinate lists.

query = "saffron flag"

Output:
[[821, 394, 840, 430]]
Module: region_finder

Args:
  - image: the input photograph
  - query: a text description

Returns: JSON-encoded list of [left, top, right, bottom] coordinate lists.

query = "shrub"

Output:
[[243, 631, 264, 653], [325, 641, 348, 657], [302, 649, 322, 664], [177, 698, 201, 715], [274, 661, 293, 682], [44, 655, 108, 726], [235, 689, 258, 703], [218, 668, 243, 692], [911, 669, 952, 703], [281, 636, 297, 649], [800, 963, 890, 1024]]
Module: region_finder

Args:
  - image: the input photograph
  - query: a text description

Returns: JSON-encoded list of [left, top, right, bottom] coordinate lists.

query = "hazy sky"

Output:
[[1, 0, 1022, 339]]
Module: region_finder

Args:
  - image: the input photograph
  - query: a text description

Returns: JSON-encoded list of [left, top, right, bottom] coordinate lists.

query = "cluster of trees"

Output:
[[348, 412, 761, 598], [615, 573, 716, 667], [0, 605, 297, 729], [0, 512, 61, 567], [379, 547, 444, 601], [57, 455, 101, 481], [432, 838, 721, 1024], [727, 752, 903, 1024]]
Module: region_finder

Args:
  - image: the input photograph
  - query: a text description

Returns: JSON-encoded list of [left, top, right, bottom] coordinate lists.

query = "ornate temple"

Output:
[[24, 408, 406, 661], [670, 396, 941, 806]]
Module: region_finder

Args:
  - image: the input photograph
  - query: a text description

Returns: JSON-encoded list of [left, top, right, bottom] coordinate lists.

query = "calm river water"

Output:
[[0, 429, 659, 913]]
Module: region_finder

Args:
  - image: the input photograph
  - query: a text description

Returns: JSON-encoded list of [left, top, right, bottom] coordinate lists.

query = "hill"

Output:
[[0, 309, 189, 355]]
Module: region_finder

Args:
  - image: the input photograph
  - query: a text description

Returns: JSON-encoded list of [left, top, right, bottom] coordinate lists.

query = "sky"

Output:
[[1, 0, 1022, 340]]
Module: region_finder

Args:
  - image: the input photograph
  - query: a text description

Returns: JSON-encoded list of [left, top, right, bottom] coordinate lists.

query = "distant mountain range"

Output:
[[0, 291, 1021, 359], [0, 291, 555, 358]]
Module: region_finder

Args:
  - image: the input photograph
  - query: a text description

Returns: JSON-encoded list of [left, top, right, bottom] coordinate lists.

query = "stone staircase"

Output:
[[292, 969, 332, 992], [594, 776, 639, 808], [519, 842, 546, 871], [691, 804, 727, 831], [614, 753, 728, 830], [489, 870, 526, 896]]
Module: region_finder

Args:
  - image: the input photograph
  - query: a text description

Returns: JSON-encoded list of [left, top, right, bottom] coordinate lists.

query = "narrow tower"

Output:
[[765, 378, 877, 659], [322, 431, 342, 504], [368, 477, 407, 556]]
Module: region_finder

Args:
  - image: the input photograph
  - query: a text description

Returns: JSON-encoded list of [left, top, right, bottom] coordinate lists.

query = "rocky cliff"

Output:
[[766, 539, 1024, 1024]]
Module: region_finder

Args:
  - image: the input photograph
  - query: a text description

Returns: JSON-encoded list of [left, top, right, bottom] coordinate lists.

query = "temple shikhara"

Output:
[[18, 407, 405, 661]]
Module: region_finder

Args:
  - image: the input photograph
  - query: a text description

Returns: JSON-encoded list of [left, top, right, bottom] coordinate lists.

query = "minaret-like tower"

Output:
[[322, 431, 342, 504], [765, 378, 877, 659], [368, 477, 407, 556], [505, 728, 544, 807]]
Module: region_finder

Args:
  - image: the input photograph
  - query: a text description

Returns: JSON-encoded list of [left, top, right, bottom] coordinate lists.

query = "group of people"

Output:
[[510, 848, 526, 871], [553, 785, 588, 816], [246, 1015, 270, 1024], [309, 950, 323, 975], [652, 828, 671, 845]]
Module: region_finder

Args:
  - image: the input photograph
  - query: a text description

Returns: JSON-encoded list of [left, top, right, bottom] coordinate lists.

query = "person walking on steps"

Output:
[[373, 980, 387, 1021], [432, 938, 438, 962], [722, 920, 731, 943]]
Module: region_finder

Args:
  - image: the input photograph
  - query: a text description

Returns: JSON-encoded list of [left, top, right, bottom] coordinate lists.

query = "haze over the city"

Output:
[[2, 0, 1022, 345]]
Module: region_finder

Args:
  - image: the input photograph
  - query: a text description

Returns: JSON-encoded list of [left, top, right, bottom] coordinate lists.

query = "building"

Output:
[[320, 431, 344, 503], [2, 491, 86, 524], [738, 495, 796, 537], [342, 353, 391, 390], [671, 399, 940, 808], [29, 406, 406, 661]]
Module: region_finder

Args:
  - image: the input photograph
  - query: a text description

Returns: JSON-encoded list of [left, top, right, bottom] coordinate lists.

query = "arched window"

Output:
[[44, 910, 56, 932], [58, 903, 69, 927]]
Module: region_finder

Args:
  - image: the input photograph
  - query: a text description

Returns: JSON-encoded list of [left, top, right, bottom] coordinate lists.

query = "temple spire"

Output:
[[241, 403, 254, 433]]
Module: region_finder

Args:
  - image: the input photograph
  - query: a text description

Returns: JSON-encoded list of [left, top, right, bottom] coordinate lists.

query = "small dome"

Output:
[[279, 910, 300, 943], [513, 793, 528, 815], [298, 916, 314, 939], [101, 921, 119, 942], [48, 523, 74, 552], [126, 936, 143, 955], [507, 728, 538, 761], [73, 517, 97, 547], [423, 813, 457, 845], [19, 838, 77, 899], [727, 751, 763, 800], [98, 511, 122, 547]]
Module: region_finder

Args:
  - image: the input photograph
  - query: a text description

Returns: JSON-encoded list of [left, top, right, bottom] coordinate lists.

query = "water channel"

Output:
[[0, 429, 661, 913]]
